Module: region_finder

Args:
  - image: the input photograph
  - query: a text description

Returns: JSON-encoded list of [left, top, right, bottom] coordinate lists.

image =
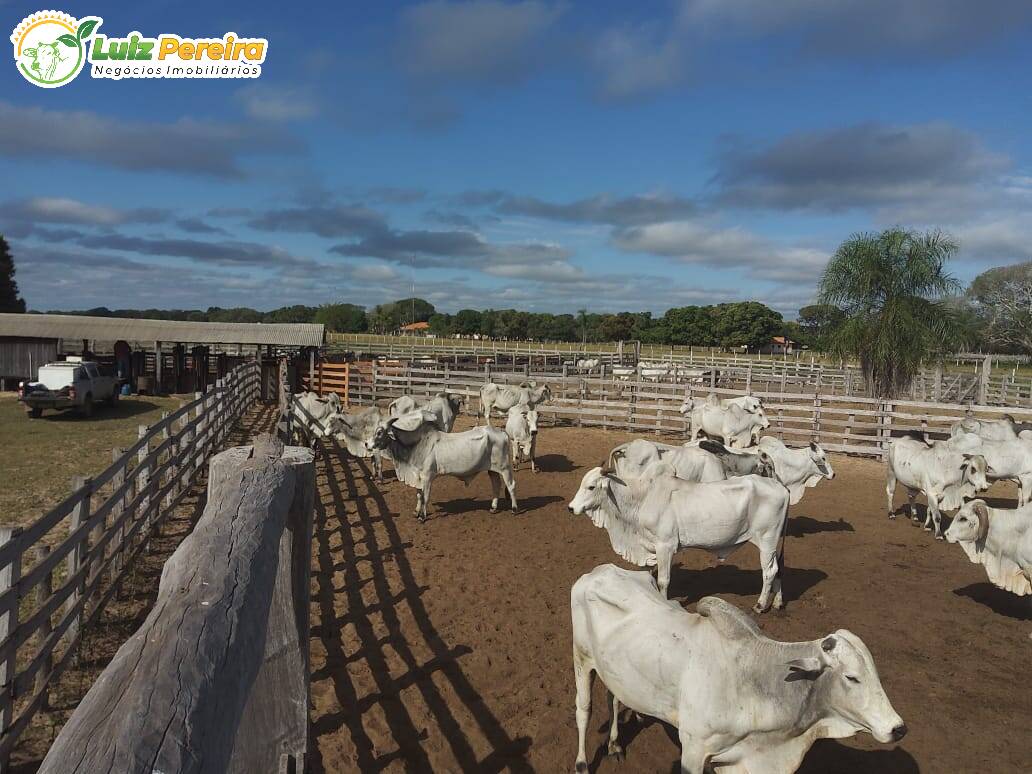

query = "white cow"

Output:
[[505, 404, 539, 471], [388, 391, 463, 432], [886, 432, 992, 538], [946, 499, 1032, 598], [571, 564, 907, 774], [366, 409, 517, 521], [948, 430, 1032, 507], [292, 391, 342, 441], [682, 398, 770, 448], [326, 406, 387, 482], [568, 457, 790, 611], [950, 414, 1027, 442], [735, 437, 836, 505], [692, 439, 776, 479], [576, 358, 601, 372], [480, 381, 552, 426], [611, 439, 729, 483]]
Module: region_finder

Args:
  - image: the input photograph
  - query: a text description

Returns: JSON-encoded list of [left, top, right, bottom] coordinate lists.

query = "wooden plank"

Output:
[[38, 437, 315, 774]]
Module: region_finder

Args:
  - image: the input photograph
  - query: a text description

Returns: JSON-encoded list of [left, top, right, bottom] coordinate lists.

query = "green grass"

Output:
[[0, 393, 187, 528]]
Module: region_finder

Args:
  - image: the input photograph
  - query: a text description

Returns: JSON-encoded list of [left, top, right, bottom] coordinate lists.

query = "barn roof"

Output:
[[0, 313, 324, 347]]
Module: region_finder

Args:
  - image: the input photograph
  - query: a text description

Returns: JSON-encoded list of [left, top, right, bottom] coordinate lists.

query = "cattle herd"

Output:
[[291, 382, 1032, 773]]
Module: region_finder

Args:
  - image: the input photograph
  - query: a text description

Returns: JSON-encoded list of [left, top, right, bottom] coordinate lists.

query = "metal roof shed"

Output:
[[0, 314, 325, 348]]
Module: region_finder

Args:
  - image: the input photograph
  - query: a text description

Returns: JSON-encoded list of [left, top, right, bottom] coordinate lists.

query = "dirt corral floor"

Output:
[[309, 415, 1031, 774]]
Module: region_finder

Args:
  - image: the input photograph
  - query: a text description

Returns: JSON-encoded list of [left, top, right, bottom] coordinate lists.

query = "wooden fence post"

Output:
[[0, 526, 23, 746], [110, 447, 126, 575], [136, 425, 152, 546], [34, 544, 53, 710], [67, 476, 92, 644]]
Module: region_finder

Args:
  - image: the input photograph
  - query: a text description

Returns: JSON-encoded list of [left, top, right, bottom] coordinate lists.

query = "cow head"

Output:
[[960, 453, 991, 493], [945, 499, 990, 545], [809, 441, 835, 480], [678, 398, 694, 416], [740, 396, 763, 414], [568, 450, 625, 515], [533, 384, 552, 404], [441, 391, 464, 414], [787, 631, 906, 745], [526, 407, 539, 435], [366, 409, 435, 451]]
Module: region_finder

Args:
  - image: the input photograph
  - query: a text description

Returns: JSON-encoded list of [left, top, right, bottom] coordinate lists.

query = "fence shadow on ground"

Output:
[[309, 439, 533, 773], [668, 563, 827, 607]]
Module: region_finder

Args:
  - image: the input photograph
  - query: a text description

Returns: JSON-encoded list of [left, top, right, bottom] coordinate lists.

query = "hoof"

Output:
[[575, 762, 588, 773], [935, 534, 945, 541], [888, 513, 897, 520], [607, 743, 624, 761], [773, 598, 785, 610], [511, 507, 519, 515], [752, 603, 768, 614], [489, 506, 499, 514], [923, 526, 932, 532]]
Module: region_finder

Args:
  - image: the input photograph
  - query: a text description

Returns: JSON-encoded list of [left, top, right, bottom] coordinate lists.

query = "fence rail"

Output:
[[305, 362, 1032, 459], [0, 361, 260, 769]]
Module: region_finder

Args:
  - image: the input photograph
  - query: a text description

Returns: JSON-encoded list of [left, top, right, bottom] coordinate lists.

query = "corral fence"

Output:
[[302, 361, 1032, 459], [323, 337, 1032, 408], [0, 361, 260, 769]]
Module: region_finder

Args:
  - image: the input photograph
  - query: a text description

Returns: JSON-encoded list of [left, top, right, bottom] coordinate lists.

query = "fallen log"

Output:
[[39, 434, 315, 774]]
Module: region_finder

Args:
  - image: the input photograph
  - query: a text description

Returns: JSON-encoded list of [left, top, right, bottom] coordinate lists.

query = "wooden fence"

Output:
[[307, 362, 1032, 459], [0, 360, 260, 769]]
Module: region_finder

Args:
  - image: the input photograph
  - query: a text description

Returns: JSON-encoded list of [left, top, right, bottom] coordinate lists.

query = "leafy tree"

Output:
[[967, 261, 1032, 354], [0, 236, 26, 313], [314, 303, 367, 332], [798, 304, 846, 350], [598, 312, 638, 342], [428, 313, 453, 336], [265, 304, 318, 324], [662, 306, 714, 346], [819, 227, 964, 398], [453, 309, 483, 335], [711, 302, 783, 348]]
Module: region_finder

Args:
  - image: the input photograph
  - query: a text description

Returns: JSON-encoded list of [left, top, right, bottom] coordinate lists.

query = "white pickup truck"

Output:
[[19, 358, 119, 418]]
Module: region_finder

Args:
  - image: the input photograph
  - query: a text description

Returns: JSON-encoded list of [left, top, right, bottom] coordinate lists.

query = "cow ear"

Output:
[[809, 441, 818, 451], [392, 411, 425, 432], [786, 658, 824, 680]]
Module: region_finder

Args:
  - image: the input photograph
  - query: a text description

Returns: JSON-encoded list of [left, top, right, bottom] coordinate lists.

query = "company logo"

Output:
[[11, 11, 98, 87], [12, 11, 267, 88]]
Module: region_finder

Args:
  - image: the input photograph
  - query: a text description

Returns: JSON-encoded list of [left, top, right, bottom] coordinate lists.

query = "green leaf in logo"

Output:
[[57, 34, 78, 47], [76, 19, 99, 40]]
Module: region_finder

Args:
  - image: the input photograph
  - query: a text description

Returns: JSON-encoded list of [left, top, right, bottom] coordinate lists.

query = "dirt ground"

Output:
[[309, 415, 1032, 773]]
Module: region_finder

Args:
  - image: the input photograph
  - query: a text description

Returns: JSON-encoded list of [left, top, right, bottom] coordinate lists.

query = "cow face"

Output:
[[24, 41, 65, 80], [678, 398, 693, 416], [366, 420, 393, 452], [740, 396, 763, 414], [945, 500, 989, 544], [526, 408, 539, 436], [568, 467, 610, 516], [795, 631, 906, 744], [809, 441, 835, 479], [961, 454, 991, 493]]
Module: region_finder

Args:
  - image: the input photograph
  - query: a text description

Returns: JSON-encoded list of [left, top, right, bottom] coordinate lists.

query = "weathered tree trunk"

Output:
[[39, 435, 315, 774]]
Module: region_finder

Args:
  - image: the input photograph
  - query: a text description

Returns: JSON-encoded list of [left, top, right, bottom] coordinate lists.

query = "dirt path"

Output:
[[308, 418, 1032, 773]]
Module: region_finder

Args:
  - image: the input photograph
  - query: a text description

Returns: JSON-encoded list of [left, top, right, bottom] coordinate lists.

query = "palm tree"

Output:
[[818, 227, 964, 398], [577, 308, 588, 351]]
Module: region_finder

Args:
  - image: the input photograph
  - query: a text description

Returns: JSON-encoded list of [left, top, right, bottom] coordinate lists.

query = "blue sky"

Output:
[[3, 1, 1031, 318]]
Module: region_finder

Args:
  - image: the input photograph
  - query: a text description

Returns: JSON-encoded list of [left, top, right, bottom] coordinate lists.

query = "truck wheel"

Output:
[[108, 390, 119, 406], [81, 394, 94, 417], [29, 407, 42, 418]]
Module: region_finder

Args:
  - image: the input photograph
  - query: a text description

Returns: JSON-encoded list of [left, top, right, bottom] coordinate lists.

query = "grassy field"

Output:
[[0, 393, 189, 528]]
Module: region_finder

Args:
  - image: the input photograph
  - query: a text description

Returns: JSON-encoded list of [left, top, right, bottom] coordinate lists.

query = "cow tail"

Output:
[[777, 493, 790, 583]]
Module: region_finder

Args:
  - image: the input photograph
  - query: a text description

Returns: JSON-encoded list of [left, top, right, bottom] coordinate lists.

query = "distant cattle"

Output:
[[569, 454, 790, 611], [736, 437, 835, 505], [367, 409, 517, 521], [505, 404, 539, 471], [949, 430, 1032, 507], [682, 396, 770, 448], [571, 565, 906, 773], [327, 406, 387, 482], [292, 391, 342, 442], [576, 358, 601, 372], [886, 432, 991, 538], [480, 381, 551, 426], [950, 415, 1032, 442], [612, 438, 728, 483], [389, 392, 463, 432]]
